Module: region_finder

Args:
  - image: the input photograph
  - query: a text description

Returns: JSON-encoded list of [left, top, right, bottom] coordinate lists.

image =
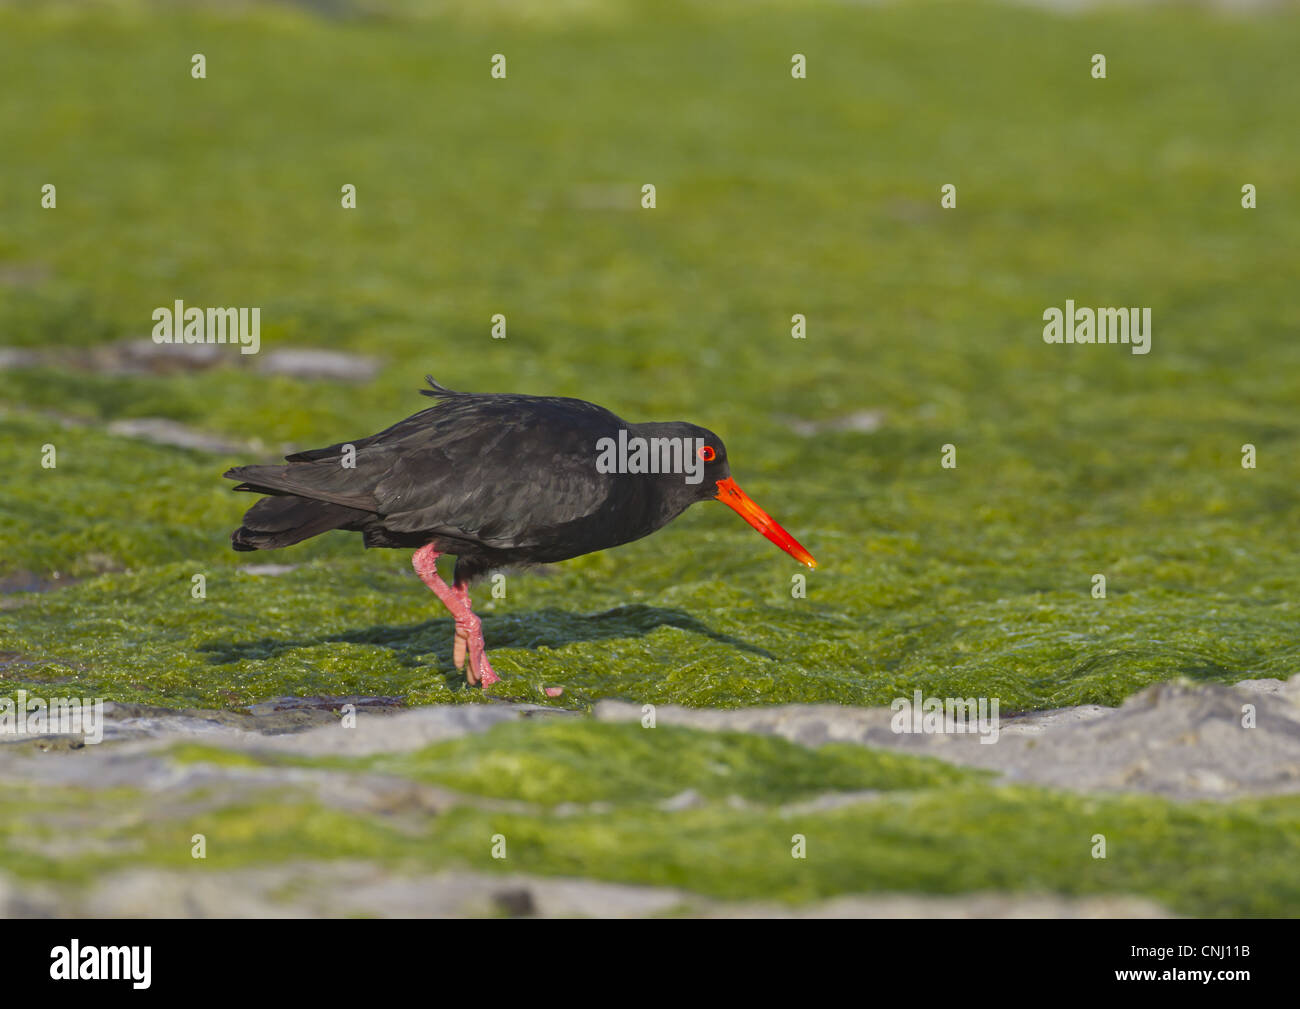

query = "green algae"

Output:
[[169, 720, 987, 803], [3, 725, 1298, 916], [349, 721, 984, 803], [2, 0, 1299, 716]]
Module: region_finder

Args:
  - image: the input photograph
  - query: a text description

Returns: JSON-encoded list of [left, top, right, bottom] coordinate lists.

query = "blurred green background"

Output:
[[1, 0, 1298, 711]]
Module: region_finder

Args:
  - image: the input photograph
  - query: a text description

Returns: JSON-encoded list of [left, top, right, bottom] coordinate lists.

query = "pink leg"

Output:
[[451, 582, 498, 686], [412, 545, 499, 687]]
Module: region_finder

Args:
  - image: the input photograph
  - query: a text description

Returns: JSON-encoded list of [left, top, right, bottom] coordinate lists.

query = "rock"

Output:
[[997, 704, 1112, 735], [258, 349, 380, 381], [242, 694, 403, 719], [658, 788, 704, 812], [778, 790, 882, 816], [107, 418, 247, 454], [0, 864, 1173, 919], [107, 339, 229, 373], [0, 339, 380, 383], [247, 701, 575, 757], [779, 409, 887, 437], [0, 262, 52, 288], [0, 572, 82, 595], [239, 563, 299, 576], [700, 892, 1174, 919], [0, 698, 573, 749], [596, 675, 1300, 800], [91, 700, 341, 743], [0, 348, 43, 370]]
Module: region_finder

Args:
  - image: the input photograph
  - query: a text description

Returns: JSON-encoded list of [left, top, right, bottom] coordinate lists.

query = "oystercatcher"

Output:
[[225, 378, 816, 687]]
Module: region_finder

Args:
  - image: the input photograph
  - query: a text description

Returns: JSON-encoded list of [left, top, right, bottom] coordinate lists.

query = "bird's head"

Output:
[[651, 422, 817, 570]]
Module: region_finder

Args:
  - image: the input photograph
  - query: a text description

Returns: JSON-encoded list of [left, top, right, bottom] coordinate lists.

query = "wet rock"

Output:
[[248, 701, 576, 756], [0, 732, 535, 822], [242, 694, 404, 718], [596, 675, 1300, 800], [597, 699, 898, 748], [2, 697, 572, 751], [89, 700, 341, 743], [996, 704, 1111, 735]]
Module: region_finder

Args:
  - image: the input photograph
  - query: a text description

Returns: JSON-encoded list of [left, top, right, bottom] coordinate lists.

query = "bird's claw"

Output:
[[473, 652, 500, 687], [453, 626, 469, 671], [455, 615, 498, 687]]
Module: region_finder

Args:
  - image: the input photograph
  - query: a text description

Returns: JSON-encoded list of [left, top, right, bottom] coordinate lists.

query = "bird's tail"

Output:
[[230, 493, 368, 552]]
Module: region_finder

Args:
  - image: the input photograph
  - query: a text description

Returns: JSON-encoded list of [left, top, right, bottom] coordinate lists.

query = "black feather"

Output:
[[223, 379, 728, 570]]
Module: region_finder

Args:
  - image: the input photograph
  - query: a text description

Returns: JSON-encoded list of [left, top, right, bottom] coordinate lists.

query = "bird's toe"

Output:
[[453, 627, 469, 671]]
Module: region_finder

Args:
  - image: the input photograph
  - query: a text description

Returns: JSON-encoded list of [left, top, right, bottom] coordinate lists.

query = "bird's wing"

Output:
[[372, 396, 626, 548], [282, 376, 460, 462], [282, 407, 440, 462]]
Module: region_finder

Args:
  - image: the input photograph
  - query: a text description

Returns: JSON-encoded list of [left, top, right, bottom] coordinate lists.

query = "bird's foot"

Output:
[[412, 545, 499, 688], [453, 610, 499, 687]]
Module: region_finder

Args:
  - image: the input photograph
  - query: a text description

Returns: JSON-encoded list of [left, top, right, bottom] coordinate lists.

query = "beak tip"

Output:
[[715, 477, 817, 572]]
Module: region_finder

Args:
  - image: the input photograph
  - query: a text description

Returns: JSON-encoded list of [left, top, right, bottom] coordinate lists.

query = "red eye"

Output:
[[698, 445, 716, 462]]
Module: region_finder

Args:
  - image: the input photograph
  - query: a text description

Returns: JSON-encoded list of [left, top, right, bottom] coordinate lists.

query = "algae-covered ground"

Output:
[[1, 0, 1299, 916], [4, 707, 1299, 918]]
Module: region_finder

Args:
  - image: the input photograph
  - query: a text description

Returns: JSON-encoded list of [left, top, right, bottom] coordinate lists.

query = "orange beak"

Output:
[[714, 477, 817, 569]]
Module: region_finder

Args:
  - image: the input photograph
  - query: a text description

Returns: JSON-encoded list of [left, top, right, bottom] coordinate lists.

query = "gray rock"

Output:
[[780, 409, 887, 437], [0, 698, 572, 754], [0, 262, 52, 288], [597, 676, 1300, 800], [99, 338, 229, 374], [107, 418, 247, 454], [247, 701, 575, 756], [238, 563, 300, 576], [0, 863, 1173, 919], [778, 789, 882, 816], [0, 572, 83, 595], [36, 864, 691, 918], [701, 892, 1174, 919], [657, 788, 704, 812], [0, 348, 43, 370], [258, 349, 380, 381]]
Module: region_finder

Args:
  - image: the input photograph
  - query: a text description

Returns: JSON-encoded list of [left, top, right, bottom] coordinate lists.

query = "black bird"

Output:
[[225, 377, 816, 686]]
